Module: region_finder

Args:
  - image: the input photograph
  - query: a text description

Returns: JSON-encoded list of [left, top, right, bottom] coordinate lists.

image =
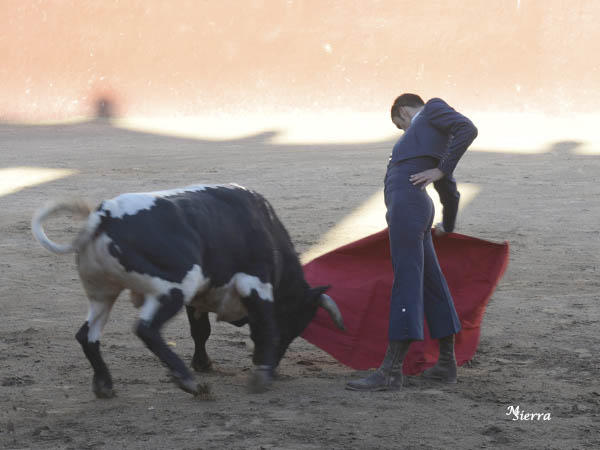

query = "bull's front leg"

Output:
[[241, 290, 280, 393], [135, 289, 198, 395], [186, 307, 213, 372]]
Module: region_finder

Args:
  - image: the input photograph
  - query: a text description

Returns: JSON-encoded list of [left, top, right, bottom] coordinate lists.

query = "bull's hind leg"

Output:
[[186, 308, 213, 372], [240, 290, 279, 393], [75, 289, 121, 399], [135, 289, 198, 395]]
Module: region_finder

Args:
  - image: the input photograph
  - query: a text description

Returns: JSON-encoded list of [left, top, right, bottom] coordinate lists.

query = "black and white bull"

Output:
[[31, 183, 344, 397]]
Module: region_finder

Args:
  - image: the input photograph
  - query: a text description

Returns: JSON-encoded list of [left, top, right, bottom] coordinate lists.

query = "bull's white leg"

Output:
[[138, 294, 161, 322], [86, 300, 113, 342], [75, 292, 120, 399]]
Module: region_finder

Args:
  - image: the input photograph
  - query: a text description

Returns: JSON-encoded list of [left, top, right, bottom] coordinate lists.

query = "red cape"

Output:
[[301, 228, 509, 375]]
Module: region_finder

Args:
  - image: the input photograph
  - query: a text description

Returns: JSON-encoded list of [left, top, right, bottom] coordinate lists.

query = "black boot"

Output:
[[422, 334, 457, 383], [345, 340, 410, 391]]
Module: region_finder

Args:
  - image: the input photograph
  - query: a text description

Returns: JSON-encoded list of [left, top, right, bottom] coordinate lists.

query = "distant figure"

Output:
[[346, 94, 478, 391], [95, 96, 115, 119]]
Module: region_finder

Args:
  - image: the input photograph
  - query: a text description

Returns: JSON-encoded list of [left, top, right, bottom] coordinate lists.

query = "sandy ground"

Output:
[[1, 117, 599, 449]]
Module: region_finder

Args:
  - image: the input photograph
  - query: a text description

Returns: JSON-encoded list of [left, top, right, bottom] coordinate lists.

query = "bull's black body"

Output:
[[102, 187, 289, 285], [32, 184, 343, 397]]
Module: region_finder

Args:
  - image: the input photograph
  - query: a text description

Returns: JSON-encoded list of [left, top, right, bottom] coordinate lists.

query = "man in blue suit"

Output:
[[347, 94, 478, 391]]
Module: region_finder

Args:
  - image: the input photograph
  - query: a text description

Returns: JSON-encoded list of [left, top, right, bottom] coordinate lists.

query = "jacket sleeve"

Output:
[[433, 175, 460, 233], [426, 98, 478, 175]]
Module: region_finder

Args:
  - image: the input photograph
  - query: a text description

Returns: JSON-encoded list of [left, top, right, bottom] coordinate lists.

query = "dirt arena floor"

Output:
[[1, 117, 599, 449]]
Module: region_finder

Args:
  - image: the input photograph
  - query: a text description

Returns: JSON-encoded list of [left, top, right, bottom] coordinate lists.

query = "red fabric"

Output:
[[301, 228, 509, 375]]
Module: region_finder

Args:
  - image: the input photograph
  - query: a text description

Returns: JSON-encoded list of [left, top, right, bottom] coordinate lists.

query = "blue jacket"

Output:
[[389, 98, 478, 175], [388, 98, 477, 232]]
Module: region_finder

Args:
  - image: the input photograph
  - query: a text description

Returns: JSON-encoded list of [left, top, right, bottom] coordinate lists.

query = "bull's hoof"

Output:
[[191, 356, 213, 373], [247, 367, 274, 393], [93, 374, 115, 399], [94, 386, 116, 399], [172, 373, 199, 396]]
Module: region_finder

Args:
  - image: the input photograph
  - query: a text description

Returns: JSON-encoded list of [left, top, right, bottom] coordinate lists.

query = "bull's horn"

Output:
[[319, 294, 345, 330]]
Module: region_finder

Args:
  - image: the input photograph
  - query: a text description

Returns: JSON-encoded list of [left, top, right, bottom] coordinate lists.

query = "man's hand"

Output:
[[409, 168, 444, 190], [433, 222, 447, 237]]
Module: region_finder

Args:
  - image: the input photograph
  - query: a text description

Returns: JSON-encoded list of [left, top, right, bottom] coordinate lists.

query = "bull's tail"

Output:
[[31, 199, 97, 254]]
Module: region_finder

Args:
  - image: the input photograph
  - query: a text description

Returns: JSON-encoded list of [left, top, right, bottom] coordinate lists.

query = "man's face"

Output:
[[391, 108, 411, 131]]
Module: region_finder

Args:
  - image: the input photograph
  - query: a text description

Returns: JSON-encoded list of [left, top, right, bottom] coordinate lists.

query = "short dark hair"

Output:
[[391, 93, 425, 118]]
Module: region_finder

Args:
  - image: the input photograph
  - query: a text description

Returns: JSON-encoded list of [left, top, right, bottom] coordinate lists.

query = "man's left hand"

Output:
[[409, 168, 445, 190]]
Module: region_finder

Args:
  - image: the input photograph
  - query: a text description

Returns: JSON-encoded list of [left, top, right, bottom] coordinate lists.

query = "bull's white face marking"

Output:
[[98, 183, 242, 219]]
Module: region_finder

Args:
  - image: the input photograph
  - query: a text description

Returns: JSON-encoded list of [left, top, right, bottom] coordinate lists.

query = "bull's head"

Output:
[[274, 285, 345, 364]]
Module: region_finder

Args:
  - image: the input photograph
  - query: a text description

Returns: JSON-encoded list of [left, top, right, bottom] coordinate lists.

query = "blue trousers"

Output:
[[384, 157, 462, 341]]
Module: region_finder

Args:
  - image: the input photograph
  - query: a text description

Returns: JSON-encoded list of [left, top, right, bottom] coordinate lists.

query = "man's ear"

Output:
[[398, 106, 408, 119]]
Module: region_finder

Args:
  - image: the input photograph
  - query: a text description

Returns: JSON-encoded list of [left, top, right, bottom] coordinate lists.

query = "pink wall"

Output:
[[2, 0, 598, 121]]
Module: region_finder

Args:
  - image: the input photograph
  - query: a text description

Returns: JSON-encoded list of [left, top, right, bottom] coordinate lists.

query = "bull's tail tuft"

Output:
[[31, 199, 96, 254]]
